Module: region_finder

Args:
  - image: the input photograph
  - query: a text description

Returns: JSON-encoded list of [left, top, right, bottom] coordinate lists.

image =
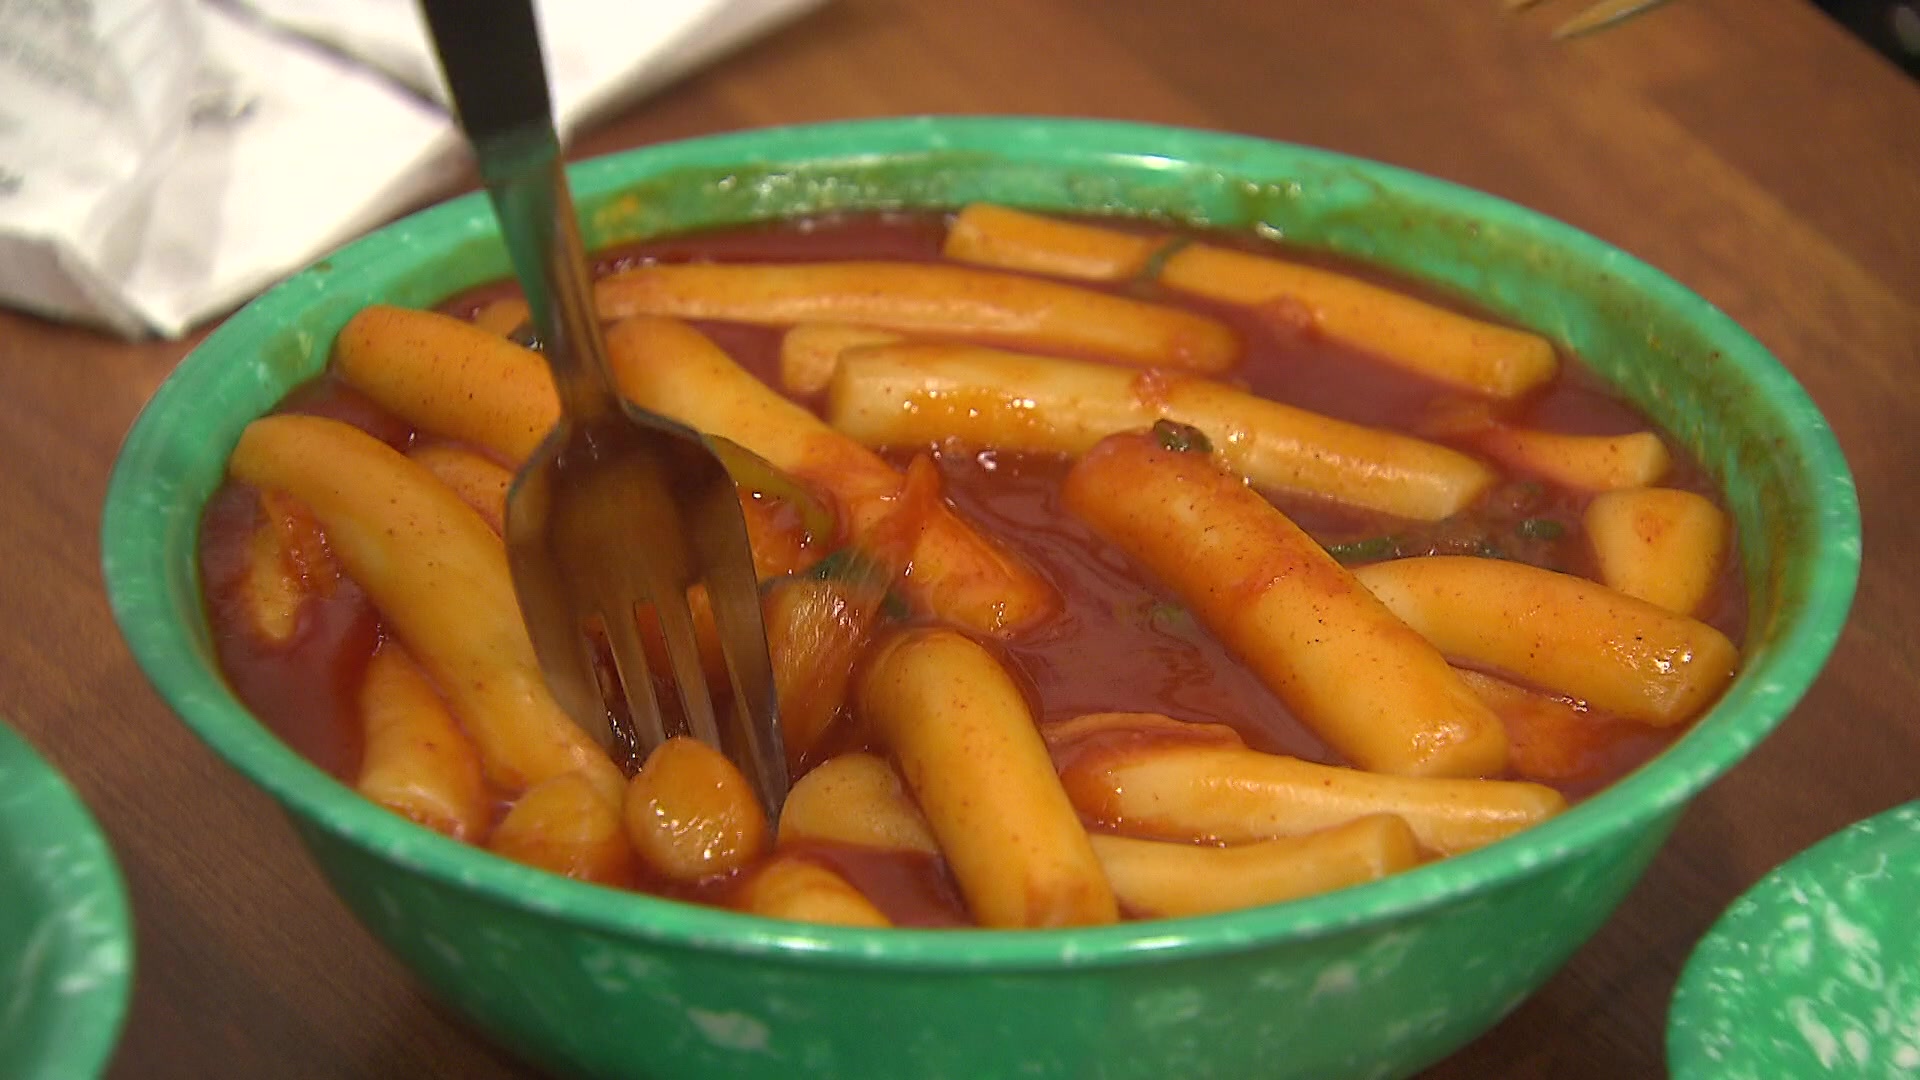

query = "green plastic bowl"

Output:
[[101, 117, 1860, 1080], [0, 720, 134, 1079], [1668, 801, 1920, 1078]]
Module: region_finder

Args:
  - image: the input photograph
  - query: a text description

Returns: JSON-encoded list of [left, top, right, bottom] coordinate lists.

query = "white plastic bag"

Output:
[[0, 0, 208, 336], [238, 0, 818, 134], [0, 0, 820, 339], [0, 0, 454, 337]]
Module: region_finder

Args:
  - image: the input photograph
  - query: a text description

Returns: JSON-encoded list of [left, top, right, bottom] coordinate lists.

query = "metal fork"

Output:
[[419, 0, 788, 813]]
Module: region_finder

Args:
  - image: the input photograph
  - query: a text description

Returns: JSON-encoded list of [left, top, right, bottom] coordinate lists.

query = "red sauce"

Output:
[[201, 483, 377, 777], [205, 210, 1748, 920], [775, 842, 972, 928], [199, 381, 415, 775]]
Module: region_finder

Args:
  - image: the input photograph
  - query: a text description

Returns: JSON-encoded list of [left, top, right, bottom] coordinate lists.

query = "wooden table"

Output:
[[3, 0, 1914, 1075]]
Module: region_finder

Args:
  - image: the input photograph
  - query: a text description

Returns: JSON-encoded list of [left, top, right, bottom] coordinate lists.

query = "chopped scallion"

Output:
[[1152, 419, 1213, 454], [1143, 600, 1190, 629], [1516, 517, 1565, 541], [1323, 535, 1399, 563], [801, 548, 909, 619], [1137, 236, 1195, 281]]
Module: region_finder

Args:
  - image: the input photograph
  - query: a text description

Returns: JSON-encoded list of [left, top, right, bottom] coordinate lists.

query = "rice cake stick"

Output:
[[942, 203, 1165, 282], [334, 304, 555, 462], [1090, 815, 1420, 917], [856, 628, 1117, 928], [1468, 425, 1670, 491], [779, 324, 903, 395], [777, 752, 940, 856], [1159, 245, 1556, 399], [1061, 432, 1508, 778], [489, 772, 636, 885], [595, 260, 1240, 373], [356, 644, 489, 841], [1061, 741, 1564, 856], [1354, 556, 1739, 726], [737, 856, 892, 928], [828, 341, 1495, 520], [1585, 488, 1729, 615]]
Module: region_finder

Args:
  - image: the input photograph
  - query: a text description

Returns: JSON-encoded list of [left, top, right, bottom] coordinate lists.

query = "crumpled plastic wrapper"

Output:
[[0, 0, 819, 339]]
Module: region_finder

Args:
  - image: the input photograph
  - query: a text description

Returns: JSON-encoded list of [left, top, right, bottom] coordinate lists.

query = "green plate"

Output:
[[1670, 802, 1920, 1078], [0, 720, 134, 1079]]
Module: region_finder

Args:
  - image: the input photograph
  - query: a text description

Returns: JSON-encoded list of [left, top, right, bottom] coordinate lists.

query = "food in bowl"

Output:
[[195, 201, 1745, 930]]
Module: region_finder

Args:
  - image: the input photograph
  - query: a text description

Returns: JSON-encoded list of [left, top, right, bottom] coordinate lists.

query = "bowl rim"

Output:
[[0, 719, 134, 1077], [102, 115, 1861, 970]]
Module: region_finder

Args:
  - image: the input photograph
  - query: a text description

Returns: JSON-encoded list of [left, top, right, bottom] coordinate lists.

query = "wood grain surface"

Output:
[[1, 0, 1913, 1075]]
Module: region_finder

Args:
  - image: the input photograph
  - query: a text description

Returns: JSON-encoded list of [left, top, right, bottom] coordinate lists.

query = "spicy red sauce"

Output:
[[201, 210, 1746, 921]]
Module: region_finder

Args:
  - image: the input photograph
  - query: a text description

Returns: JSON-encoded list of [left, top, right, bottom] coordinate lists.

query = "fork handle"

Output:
[[419, 0, 624, 425], [417, 0, 550, 142]]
